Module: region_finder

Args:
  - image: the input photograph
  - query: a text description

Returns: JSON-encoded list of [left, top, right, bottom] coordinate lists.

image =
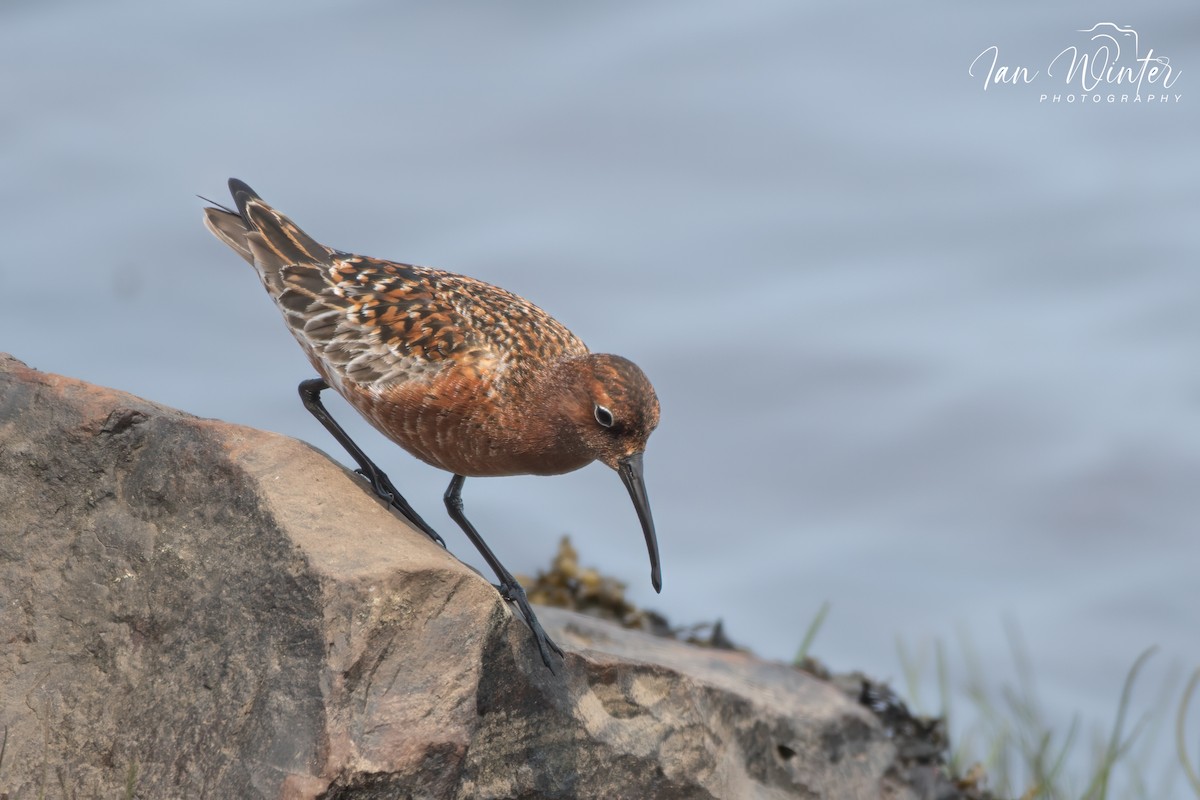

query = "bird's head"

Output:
[[554, 353, 662, 592]]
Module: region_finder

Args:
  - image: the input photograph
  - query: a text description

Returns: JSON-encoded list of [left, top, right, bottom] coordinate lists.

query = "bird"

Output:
[[202, 179, 661, 670]]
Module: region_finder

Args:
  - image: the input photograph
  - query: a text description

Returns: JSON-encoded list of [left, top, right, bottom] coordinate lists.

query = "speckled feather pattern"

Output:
[[277, 254, 588, 390]]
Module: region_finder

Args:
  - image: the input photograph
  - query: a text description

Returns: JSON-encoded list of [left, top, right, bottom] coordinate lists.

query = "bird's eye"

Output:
[[594, 404, 614, 428]]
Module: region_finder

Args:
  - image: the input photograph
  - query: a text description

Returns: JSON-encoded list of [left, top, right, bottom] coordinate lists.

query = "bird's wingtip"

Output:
[[227, 177, 257, 197], [227, 178, 260, 220]]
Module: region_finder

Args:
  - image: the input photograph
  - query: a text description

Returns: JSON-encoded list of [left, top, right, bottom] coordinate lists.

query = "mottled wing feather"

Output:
[[208, 181, 587, 393], [275, 254, 587, 391]]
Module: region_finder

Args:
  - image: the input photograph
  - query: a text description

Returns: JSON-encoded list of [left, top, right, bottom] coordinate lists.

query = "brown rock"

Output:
[[0, 354, 956, 799]]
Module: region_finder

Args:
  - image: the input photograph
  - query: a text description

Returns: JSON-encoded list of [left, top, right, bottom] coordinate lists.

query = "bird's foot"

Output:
[[354, 467, 447, 547], [498, 579, 565, 670]]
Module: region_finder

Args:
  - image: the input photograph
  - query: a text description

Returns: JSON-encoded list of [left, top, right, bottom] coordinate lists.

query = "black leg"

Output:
[[299, 378, 445, 547], [443, 474, 564, 671]]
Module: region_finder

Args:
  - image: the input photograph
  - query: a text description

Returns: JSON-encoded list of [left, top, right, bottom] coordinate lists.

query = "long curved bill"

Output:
[[617, 452, 662, 593]]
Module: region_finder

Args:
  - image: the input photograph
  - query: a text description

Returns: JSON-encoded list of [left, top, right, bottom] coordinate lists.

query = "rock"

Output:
[[0, 354, 967, 799]]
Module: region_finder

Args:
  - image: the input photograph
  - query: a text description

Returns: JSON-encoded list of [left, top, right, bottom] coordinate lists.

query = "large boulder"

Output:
[[0, 354, 962, 799]]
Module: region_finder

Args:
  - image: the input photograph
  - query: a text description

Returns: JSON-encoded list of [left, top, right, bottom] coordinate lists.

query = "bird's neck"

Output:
[[499, 356, 594, 476]]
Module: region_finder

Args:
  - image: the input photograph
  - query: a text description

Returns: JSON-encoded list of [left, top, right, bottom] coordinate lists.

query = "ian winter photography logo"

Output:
[[970, 23, 1182, 104]]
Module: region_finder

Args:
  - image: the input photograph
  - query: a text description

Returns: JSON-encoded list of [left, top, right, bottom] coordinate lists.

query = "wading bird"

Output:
[[203, 180, 661, 669]]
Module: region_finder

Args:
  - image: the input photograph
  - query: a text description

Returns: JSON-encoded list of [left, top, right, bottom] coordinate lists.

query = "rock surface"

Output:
[[0, 354, 963, 799]]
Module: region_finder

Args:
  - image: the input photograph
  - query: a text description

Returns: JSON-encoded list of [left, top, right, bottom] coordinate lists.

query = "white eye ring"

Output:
[[594, 404, 615, 428]]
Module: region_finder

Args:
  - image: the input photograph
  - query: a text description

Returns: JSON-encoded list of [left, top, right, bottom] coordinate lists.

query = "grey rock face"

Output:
[[0, 354, 942, 799]]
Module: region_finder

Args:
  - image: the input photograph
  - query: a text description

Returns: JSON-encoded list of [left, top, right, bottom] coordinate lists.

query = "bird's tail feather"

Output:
[[203, 207, 255, 265], [203, 179, 330, 276]]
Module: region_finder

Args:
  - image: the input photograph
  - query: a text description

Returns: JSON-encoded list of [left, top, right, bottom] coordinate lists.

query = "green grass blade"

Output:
[[1177, 667, 1200, 797], [1082, 646, 1157, 800], [792, 600, 830, 668]]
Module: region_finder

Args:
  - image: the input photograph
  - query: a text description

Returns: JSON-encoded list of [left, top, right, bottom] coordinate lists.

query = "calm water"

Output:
[[2, 1, 1197, 794]]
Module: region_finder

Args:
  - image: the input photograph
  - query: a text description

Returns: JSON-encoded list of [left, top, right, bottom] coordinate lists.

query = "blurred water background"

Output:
[[2, 1, 1197, 794]]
